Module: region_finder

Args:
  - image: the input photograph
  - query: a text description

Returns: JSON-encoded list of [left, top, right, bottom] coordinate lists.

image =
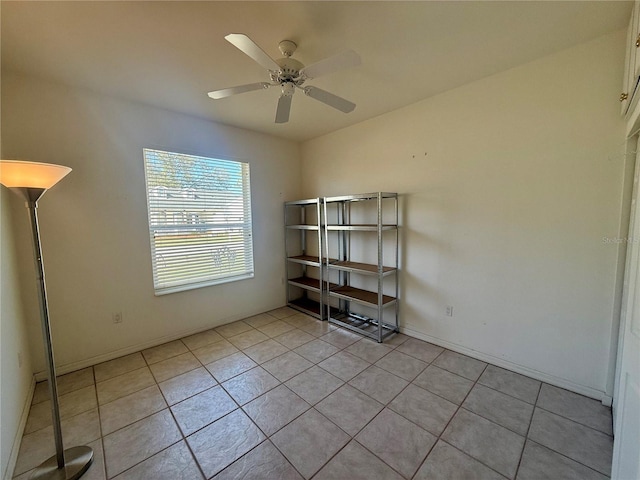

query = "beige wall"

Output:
[[0, 188, 34, 479], [1, 73, 301, 374], [1, 30, 629, 406], [301, 31, 628, 399]]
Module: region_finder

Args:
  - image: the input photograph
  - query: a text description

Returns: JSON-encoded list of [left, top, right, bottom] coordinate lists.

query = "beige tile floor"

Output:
[[13, 307, 614, 479]]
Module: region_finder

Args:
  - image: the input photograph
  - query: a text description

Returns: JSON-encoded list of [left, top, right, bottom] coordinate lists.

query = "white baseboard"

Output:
[[34, 311, 611, 407], [3, 375, 35, 480], [401, 326, 609, 403], [34, 307, 280, 381]]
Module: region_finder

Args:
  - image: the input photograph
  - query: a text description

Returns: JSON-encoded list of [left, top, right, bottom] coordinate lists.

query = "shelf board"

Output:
[[329, 260, 396, 276], [288, 297, 322, 319], [324, 192, 397, 203], [329, 285, 396, 306], [326, 224, 397, 231], [328, 312, 399, 342], [288, 276, 322, 291], [287, 255, 321, 266], [285, 198, 320, 206], [286, 224, 320, 230], [288, 277, 340, 292]]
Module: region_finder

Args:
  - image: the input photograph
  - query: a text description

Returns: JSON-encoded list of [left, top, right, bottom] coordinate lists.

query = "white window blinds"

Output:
[[143, 149, 254, 295]]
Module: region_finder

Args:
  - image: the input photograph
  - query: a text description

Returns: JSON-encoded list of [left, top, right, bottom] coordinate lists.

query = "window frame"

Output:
[[142, 148, 255, 295]]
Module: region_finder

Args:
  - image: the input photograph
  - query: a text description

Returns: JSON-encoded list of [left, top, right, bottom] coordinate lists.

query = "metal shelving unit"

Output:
[[323, 192, 399, 342], [284, 198, 325, 319]]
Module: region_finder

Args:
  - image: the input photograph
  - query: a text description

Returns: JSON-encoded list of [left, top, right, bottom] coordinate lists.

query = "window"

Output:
[[143, 149, 254, 295]]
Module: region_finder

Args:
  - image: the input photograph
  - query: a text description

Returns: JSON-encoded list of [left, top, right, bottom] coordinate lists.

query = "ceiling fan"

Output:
[[208, 34, 361, 123]]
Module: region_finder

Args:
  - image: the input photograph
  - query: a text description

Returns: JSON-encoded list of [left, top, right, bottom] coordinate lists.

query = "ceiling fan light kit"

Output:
[[208, 33, 360, 123]]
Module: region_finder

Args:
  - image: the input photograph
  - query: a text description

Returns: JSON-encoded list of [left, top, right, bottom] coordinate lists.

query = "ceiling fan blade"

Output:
[[275, 94, 292, 124], [303, 86, 356, 113], [225, 33, 280, 71], [207, 82, 271, 99], [299, 49, 361, 80]]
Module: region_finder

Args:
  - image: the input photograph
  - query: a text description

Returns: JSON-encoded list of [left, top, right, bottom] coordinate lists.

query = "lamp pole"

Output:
[[27, 193, 66, 468]]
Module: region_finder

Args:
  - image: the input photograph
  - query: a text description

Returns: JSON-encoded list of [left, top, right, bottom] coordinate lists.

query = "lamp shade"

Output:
[[0, 160, 72, 189]]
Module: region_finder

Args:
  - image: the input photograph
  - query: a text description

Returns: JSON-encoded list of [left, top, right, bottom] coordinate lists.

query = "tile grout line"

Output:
[[511, 377, 543, 480], [104, 347, 172, 479], [532, 404, 615, 438], [105, 440, 183, 480], [177, 320, 310, 477], [405, 349, 455, 480], [291, 406, 354, 480], [522, 438, 613, 479], [17, 315, 613, 480], [473, 376, 538, 406], [51, 330, 400, 478], [106, 334, 242, 479], [409, 365, 613, 439], [397, 354, 613, 476], [218, 315, 330, 478], [103, 337, 208, 478], [300, 334, 411, 477], [406, 358, 511, 480], [310, 364, 390, 480], [339, 378, 418, 480], [523, 387, 614, 477], [165, 400, 208, 480], [214, 327, 401, 479], [15, 313, 292, 479], [217, 317, 348, 472], [90, 365, 109, 480], [234, 382, 311, 480], [217, 437, 305, 480], [423, 358, 520, 479], [98, 346, 394, 478], [315, 346, 448, 480], [306, 343, 500, 480]]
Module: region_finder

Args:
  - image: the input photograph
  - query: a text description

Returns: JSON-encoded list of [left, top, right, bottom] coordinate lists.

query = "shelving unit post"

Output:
[[284, 198, 325, 319]]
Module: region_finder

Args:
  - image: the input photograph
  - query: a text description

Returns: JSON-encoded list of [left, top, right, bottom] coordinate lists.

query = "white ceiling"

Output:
[[2, 1, 632, 142]]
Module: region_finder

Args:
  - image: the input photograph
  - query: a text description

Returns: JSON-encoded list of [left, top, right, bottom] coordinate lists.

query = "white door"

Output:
[[612, 137, 640, 480]]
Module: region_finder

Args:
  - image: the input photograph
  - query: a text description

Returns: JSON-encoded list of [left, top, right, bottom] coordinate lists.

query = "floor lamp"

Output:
[[0, 160, 93, 480]]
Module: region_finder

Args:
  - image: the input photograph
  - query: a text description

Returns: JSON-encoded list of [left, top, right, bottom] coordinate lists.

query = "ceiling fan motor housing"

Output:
[[275, 57, 305, 84]]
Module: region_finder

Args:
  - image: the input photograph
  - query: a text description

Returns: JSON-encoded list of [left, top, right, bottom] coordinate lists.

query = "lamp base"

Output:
[[30, 446, 93, 480]]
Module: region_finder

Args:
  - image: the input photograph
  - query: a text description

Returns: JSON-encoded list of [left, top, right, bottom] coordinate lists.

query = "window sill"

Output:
[[153, 272, 254, 296]]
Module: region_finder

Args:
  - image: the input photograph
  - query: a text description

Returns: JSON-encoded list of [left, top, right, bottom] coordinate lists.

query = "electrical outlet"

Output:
[[113, 312, 123, 324], [445, 305, 454, 317]]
